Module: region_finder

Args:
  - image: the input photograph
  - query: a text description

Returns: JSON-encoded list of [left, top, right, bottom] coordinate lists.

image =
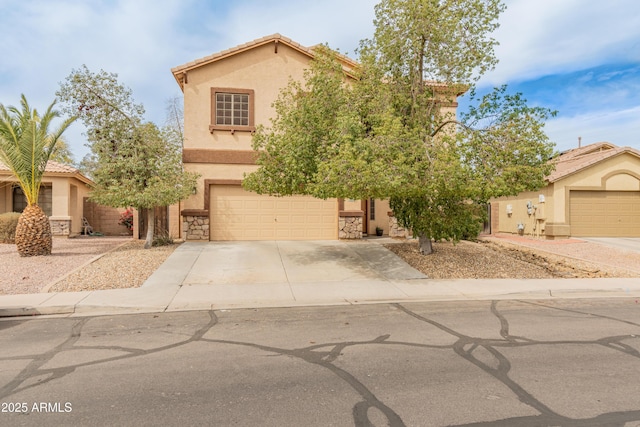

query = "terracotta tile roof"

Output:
[[0, 159, 77, 174], [547, 142, 640, 182], [171, 33, 464, 96], [171, 33, 358, 89], [173, 34, 311, 74]]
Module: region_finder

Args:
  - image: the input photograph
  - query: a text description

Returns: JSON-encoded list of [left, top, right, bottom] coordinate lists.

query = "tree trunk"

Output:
[[418, 234, 433, 255], [15, 205, 52, 257], [144, 207, 155, 249]]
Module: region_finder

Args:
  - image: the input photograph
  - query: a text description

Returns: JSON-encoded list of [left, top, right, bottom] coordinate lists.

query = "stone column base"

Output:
[[183, 215, 210, 241]]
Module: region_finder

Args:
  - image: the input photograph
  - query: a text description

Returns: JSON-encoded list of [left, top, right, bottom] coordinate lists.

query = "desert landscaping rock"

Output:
[[384, 239, 640, 279], [0, 237, 176, 295]]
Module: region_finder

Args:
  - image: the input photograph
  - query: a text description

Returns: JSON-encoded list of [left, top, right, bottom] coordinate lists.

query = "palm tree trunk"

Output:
[[15, 205, 52, 257]]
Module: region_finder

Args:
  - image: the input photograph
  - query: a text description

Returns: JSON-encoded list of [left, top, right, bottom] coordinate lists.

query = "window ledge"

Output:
[[209, 125, 256, 134]]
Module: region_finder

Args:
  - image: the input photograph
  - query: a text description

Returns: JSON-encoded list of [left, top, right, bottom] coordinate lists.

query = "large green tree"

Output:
[[0, 95, 75, 256], [244, 0, 554, 253], [245, 0, 556, 254], [56, 65, 199, 248]]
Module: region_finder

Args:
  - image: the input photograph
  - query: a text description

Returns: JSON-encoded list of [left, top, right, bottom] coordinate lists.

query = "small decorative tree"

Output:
[[57, 66, 199, 248]]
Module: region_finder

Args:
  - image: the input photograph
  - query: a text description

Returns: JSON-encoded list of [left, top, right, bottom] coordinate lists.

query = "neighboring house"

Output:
[[491, 142, 640, 238], [171, 34, 460, 241], [0, 160, 92, 236], [0, 160, 134, 237]]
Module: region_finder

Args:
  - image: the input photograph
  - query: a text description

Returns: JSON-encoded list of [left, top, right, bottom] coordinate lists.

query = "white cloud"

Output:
[[545, 106, 640, 151], [2, 0, 639, 158], [486, 0, 640, 84], [223, 0, 376, 56]]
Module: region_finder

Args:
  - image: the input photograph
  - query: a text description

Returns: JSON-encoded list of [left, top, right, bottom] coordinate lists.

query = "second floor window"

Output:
[[210, 88, 255, 133], [216, 92, 249, 126]]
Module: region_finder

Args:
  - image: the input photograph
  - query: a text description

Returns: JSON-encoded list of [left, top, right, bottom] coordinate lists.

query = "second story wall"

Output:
[[183, 41, 312, 152]]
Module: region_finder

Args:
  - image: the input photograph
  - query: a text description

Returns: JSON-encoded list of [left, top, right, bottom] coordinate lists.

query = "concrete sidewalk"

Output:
[[2, 240, 640, 318]]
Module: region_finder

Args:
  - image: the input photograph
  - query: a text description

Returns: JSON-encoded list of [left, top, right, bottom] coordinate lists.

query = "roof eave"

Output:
[[171, 34, 318, 91], [547, 147, 640, 183]]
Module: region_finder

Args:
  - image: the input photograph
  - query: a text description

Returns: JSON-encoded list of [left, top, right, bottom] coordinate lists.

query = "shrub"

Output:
[[0, 212, 22, 243], [118, 208, 134, 231], [152, 230, 174, 247]]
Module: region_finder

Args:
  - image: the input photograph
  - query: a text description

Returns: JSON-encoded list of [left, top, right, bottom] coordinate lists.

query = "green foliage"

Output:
[[57, 66, 198, 210], [244, 0, 556, 249], [458, 86, 558, 200], [57, 65, 199, 248], [0, 212, 21, 243], [152, 230, 174, 247], [75, 152, 98, 179], [0, 95, 76, 205], [56, 66, 198, 208], [118, 208, 134, 231]]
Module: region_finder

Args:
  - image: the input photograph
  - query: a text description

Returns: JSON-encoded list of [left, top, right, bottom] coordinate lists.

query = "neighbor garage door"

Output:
[[570, 190, 640, 237], [210, 185, 338, 240]]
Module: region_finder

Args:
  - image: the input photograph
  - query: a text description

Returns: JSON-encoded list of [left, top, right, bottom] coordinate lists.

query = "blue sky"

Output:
[[0, 0, 639, 161]]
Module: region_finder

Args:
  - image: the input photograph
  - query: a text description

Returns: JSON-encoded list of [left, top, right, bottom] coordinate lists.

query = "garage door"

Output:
[[570, 191, 640, 237], [210, 185, 338, 240]]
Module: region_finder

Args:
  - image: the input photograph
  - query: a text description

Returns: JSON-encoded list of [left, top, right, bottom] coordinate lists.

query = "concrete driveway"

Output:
[[183, 240, 426, 285], [173, 240, 427, 306], [581, 238, 640, 254]]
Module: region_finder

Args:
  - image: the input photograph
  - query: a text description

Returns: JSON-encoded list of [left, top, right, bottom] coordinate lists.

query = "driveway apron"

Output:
[[176, 240, 426, 305], [581, 238, 640, 254], [182, 240, 426, 285]]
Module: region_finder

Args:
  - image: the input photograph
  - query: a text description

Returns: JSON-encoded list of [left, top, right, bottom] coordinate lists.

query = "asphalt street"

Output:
[[1, 299, 640, 426]]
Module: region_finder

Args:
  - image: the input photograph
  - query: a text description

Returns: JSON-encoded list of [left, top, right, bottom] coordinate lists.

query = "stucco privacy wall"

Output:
[[83, 199, 132, 236]]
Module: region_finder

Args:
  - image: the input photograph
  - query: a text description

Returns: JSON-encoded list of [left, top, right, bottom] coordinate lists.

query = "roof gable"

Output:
[[171, 33, 358, 91], [548, 142, 640, 182]]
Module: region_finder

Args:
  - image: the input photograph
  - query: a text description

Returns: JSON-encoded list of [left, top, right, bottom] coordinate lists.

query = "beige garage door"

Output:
[[210, 185, 338, 240], [570, 191, 640, 237]]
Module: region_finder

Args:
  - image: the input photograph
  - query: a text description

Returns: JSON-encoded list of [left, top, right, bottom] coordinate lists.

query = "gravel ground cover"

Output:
[[0, 237, 133, 295], [1, 235, 638, 296], [47, 240, 177, 293], [384, 238, 640, 279]]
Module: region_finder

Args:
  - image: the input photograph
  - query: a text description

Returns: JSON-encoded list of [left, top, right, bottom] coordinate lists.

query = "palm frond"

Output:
[[0, 94, 76, 205]]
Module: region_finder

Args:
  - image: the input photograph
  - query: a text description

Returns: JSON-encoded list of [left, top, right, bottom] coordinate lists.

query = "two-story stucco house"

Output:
[[171, 34, 459, 241]]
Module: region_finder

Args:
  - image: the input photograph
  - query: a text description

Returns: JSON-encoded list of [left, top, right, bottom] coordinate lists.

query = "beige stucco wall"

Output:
[[0, 184, 8, 213], [368, 199, 391, 235], [183, 42, 310, 152], [493, 188, 553, 237], [47, 176, 91, 236], [181, 43, 314, 213]]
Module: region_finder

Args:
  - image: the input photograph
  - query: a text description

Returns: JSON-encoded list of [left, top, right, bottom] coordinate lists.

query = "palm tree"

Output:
[[0, 95, 75, 256]]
